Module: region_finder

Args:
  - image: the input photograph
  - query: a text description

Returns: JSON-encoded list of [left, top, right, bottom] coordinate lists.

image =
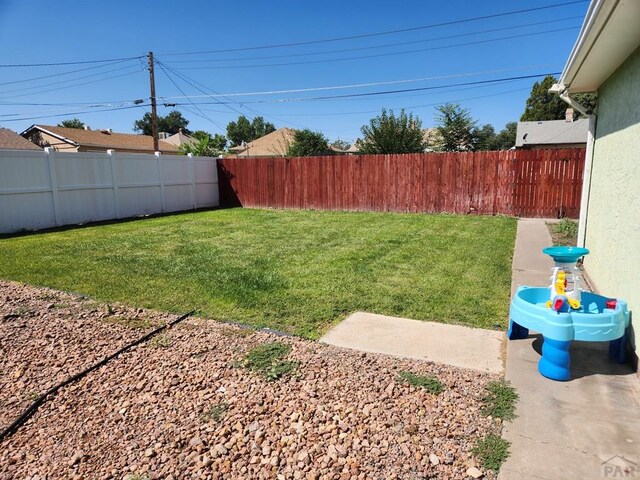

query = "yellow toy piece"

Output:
[[568, 298, 581, 309]]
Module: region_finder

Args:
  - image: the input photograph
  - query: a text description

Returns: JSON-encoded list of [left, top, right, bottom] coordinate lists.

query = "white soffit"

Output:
[[561, 0, 640, 93]]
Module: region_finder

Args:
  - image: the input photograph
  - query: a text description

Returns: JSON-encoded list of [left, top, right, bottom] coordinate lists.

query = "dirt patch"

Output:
[[0, 280, 501, 479]]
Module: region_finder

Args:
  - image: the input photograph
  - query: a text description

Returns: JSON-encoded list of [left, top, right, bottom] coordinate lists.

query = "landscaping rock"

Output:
[[0, 280, 499, 479]]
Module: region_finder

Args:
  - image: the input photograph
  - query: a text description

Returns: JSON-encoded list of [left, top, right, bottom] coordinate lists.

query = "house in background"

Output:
[[0, 127, 42, 150], [515, 109, 588, 149], [228, 128, 295, 157], [553, 0, 640, 369], [162, 129, 195, 148], [21, 125, 179, 155]]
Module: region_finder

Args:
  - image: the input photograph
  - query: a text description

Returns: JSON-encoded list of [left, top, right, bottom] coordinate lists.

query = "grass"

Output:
[[472, 434, 510, 471], [547, 218, 578, 246], [243, 342, 297, 381], [481, 380, 518, 421], [0, 209, 516, 338], [202, 402, 229, 422], [397, 371, 443, 395]]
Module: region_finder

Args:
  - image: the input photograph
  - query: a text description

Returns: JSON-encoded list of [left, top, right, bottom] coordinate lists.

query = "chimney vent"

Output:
[[565, 108, 574, 122]]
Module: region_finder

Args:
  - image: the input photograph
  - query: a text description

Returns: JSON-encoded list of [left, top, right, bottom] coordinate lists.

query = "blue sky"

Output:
[[0, 0, 588, 143]]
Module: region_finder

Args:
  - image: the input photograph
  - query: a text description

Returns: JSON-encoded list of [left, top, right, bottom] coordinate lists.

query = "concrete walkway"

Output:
[[320, 312, 503, 374], [500, 218, 640, 480]]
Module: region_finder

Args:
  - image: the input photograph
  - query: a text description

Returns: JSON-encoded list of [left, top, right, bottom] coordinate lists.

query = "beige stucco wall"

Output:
[[25, 131, 78, 152], [584, 46, 640, 363]]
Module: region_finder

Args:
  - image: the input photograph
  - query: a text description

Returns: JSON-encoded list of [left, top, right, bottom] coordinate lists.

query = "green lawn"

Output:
[[0, 209, 516, 338]]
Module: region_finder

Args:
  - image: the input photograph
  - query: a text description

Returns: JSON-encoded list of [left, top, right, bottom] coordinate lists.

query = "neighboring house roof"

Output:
[[163, 130, 195, 147], [20, 125, 179, 153], [345, 141, 361, 153], [0, 127, 42, 150], [559, 0, 640, 93], [231, 128, 296, 157], [515, 119, 589, 147]]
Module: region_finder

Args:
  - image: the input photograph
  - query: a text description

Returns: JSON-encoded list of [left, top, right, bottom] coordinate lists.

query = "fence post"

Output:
[[44, 147, 61, 226], [188, 153, 196, 209], [107, 149, 120, 218], [156, 151, 165, 213]]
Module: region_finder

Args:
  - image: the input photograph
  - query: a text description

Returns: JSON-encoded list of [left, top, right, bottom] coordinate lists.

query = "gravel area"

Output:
[[1, 280, 501, 480]]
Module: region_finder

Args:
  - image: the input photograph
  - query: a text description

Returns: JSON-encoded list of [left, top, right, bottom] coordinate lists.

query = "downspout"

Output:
[[552, 86, 597, 248]]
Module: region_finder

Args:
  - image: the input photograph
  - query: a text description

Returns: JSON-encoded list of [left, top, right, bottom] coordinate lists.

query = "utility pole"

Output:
[[147, 51, 159, 152]]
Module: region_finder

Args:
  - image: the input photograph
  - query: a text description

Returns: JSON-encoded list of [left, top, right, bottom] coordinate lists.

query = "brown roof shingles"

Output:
[[29, 125, 179, 153], [0, 128, 42, 150]]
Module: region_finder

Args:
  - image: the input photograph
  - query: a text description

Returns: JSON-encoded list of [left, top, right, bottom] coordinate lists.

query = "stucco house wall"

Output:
[[25, 130, 78, 152], [584, 46, 640, 359]]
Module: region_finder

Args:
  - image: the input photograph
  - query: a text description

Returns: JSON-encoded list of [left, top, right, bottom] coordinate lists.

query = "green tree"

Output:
[[250, 116, 276, 140], [133, 110, 191, 136], [434, 103, 477, 152], [58, 118, 85, 129], [226, 115, 276, 146], [359, 108, 426, 154], [573, 93, 598, 115], [330, 139, 351, 151], [492, 122, 517, 150], [472, 124, 497, 151], [287, 129, 331, 157], [520, 75, 568, 121], [179, 136, 220, 157], [191, 130, 227, 151]]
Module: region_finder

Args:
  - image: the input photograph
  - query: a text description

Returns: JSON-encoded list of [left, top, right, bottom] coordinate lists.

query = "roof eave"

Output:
[[559, 0, 640, 93], [21, 125, 79, 147]]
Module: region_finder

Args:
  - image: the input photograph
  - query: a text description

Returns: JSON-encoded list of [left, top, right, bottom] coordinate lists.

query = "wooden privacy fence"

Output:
[[217, 148, 585, 218]]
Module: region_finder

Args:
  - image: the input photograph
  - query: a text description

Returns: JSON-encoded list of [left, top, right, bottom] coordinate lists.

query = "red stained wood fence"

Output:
[[217, 148, 585, 218]]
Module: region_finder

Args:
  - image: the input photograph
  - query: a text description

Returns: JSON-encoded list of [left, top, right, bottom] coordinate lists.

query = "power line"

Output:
[[0, 55, 145, 68], [164, 26, 580, 70], [159, 1, 588, 56], [165, 16, 583, 64], [0, 70, 143, 101], [0, 99, 143, 107], [0, 59, 138, 87], [157, 61, 254, 119], [155, 61, 226, 131], [0, 64, 141, 96], [0, 104, 148, 123], [158, 64, 560, 100], [229, 87, 532, 118], [158, 62, 309, 130], [172, 72, 560, 105]]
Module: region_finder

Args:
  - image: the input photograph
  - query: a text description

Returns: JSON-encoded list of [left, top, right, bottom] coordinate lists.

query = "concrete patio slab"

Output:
[[319, 311, 503, 374], [500, 218, 640, 480]]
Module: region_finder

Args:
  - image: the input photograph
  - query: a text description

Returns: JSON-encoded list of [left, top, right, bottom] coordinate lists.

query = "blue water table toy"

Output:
[[508, 246, 630, 381]]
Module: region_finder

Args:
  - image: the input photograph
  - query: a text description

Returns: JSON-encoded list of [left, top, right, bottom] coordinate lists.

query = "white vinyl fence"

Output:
[[0, 148, 219, 234]]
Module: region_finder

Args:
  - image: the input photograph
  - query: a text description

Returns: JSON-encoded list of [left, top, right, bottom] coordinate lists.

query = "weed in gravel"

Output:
[[202, 402, 229, 422], [127, 475, 149, 480], [481, 379, 518, 421], [220, 326, 254, 338], [244, 342, 298, 381], [5, 306, 31, 318], [548, 218, 579, 246], [397, 371, 443, 395], [102, 316, 152, 329], [150, 332, 171, 348], [472, 434, 510, 471]]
